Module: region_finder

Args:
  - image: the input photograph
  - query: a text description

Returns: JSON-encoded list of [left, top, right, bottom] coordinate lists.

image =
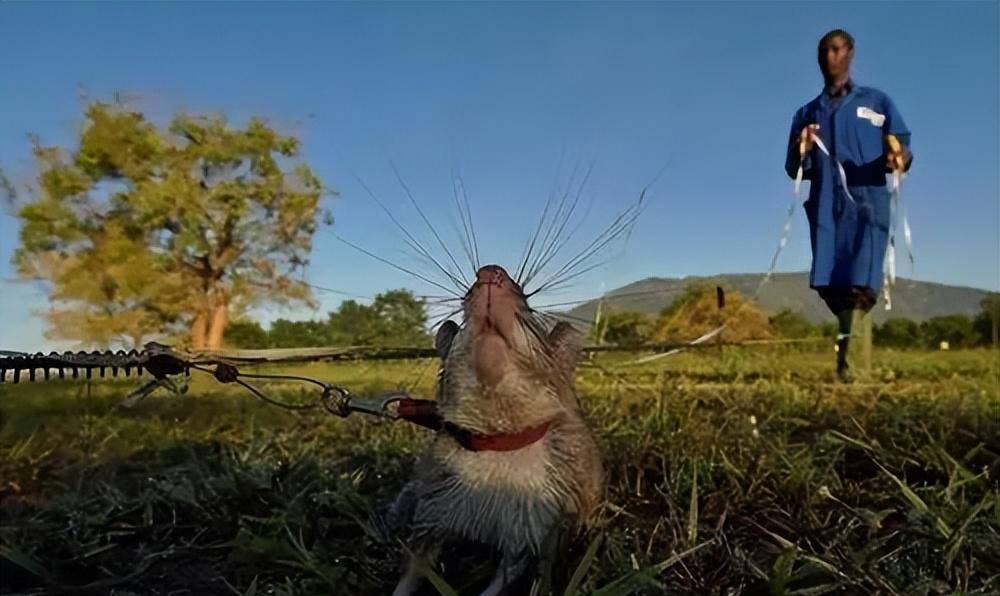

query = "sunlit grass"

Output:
[[1, 347, 997, 594]]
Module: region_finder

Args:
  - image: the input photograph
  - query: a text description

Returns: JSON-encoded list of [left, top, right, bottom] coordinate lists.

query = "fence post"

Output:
[[716, 286, 726, 356]]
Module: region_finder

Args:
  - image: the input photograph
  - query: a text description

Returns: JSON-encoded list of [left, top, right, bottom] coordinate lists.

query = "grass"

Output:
[[1, 346, 998, 595]]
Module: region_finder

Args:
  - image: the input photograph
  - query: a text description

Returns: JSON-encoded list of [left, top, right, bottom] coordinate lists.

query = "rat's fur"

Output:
[[389, 265, 603, 596]]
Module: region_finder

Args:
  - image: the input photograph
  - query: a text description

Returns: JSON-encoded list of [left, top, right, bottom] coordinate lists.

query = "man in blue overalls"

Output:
[[785, 29, 912, 381]]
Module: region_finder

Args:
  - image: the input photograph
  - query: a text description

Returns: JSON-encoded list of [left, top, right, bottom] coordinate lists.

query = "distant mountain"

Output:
[[565, 272, 992, 325]]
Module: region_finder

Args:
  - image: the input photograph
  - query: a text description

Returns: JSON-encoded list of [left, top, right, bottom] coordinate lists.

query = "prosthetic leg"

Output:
[[823, 287, 876, 383], [834, 308, 872, 382]]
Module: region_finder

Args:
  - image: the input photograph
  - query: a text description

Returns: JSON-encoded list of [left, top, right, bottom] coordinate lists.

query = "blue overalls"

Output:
[[785, 85, 912, 293]]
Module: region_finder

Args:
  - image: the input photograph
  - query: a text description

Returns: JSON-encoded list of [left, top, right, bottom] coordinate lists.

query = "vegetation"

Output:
[[591, 288, 1000, 352], [592, 310, 654, 347], [2, 347, 996, 595], [768, 309, 822, 339], [8, 101, 330, 350], [652, 285, 772, 343], [223, 289, 433, 349]]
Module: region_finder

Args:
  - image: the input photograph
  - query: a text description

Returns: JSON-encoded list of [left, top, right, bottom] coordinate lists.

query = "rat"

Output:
[[386, 263, 605, 596]]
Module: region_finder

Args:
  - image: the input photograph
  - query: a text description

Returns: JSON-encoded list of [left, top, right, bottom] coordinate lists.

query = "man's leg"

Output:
[[820, 286, 876, 382], [820, 287, 855, 381], [834, 307, 855, 382]]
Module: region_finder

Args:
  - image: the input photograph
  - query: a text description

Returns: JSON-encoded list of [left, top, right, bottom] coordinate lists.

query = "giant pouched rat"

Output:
[[386, 264, 604, 596]]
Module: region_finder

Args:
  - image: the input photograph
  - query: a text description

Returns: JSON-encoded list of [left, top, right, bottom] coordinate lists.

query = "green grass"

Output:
[[1, 347, 998, 595]]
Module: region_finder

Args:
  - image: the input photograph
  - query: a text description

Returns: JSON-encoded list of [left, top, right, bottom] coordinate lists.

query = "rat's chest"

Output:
[[417, 440, 567, 552], [442, 438, 553, 490]]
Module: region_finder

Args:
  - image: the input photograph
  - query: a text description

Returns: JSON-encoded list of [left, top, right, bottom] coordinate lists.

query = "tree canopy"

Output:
[[224, 289, 433, 349], [10, 101, 330, 349]]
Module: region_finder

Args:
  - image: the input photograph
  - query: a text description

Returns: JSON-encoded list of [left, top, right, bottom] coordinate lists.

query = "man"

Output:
[[785, 29, 912, 381]]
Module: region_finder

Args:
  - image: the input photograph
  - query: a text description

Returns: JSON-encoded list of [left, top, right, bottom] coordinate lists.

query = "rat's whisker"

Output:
[[391, 161, 469, 287], [331, 233, 462, 298]]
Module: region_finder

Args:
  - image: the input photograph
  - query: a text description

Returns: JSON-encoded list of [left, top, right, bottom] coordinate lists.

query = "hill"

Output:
[[565, 272, 992, 325]]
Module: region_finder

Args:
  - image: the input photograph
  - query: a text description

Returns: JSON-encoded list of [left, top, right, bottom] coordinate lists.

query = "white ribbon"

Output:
[[795, 130, 856, 205], [623, 128, 914, 366], [797, 129, 915, 311], [883, 170, 914, 310], [631, 146, 808, 366]]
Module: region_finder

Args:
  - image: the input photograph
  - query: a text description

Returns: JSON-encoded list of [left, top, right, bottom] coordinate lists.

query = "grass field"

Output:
[[1, 346, 998, 595]]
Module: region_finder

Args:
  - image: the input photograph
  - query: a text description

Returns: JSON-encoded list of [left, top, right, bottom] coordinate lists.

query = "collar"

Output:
[[394, 397, 551, 452], [445, 421, 551, 452], [818, 80, 858, 110], [824, 78, 854, 98]]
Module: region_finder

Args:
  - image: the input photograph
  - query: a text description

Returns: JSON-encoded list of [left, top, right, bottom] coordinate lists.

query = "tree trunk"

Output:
[[191, 311, 208, 350], [206, 302, 229, 349]]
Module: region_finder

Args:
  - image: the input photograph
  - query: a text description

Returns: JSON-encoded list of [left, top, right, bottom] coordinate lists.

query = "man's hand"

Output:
[[885, 134, 909, 173], [798, 124, 820, 155]]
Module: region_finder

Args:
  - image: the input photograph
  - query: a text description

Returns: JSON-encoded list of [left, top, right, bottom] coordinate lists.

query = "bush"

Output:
[[920, 315, 976, 349], [653, 285, 772, 342], [769, 309, 817, 338], [596, 310, 653, 346], [876, 318, 921, 348]]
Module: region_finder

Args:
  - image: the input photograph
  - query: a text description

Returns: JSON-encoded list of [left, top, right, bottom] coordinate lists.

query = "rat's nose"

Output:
[[475, 265, 509, 285]]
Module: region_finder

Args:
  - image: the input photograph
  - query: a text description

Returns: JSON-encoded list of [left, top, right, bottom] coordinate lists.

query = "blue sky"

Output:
[[1, 2, 997, 351]]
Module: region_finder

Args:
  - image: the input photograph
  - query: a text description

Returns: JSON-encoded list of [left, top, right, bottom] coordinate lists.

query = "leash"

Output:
[[625, 134, 814, 366], [0, 343, 415, 419], [0, 343, 549, 452]]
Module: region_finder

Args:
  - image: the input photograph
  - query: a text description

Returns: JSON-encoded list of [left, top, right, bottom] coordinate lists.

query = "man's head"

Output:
[[817, 29, 854, 82]]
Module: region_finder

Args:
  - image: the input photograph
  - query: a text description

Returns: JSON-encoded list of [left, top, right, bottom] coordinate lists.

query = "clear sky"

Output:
[[1, 2, 997, 351]]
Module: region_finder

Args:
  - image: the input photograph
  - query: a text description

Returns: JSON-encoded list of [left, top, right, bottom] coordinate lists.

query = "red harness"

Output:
[[395, 398, 550, 452]]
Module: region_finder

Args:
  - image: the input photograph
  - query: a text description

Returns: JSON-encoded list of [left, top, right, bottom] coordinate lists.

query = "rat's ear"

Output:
[[547, 321, 582, 374], [435, 320, 459, 358]]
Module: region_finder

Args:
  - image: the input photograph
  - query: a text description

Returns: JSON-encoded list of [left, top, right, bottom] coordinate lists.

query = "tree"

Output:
[[875, 318, 920, 348], [327, 299, 380, 346], [328, 289, 432, 347], [220, 290, 432, 349], [223, 319, 269, 349], [920, 315, 975, 349], [972, 293, 999, 347], [10, 101, 329, 349], [652, 284, 772, 342], [268, 319, 330, 348], [368, 289, 433, 347]]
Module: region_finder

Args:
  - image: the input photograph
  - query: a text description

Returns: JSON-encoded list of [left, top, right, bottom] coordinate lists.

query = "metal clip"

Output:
[[321, 386, 408, 420], [347, 391, 409, 419]]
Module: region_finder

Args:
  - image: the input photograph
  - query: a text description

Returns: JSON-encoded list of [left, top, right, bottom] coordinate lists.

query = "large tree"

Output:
[[10, 101, 330, 349]]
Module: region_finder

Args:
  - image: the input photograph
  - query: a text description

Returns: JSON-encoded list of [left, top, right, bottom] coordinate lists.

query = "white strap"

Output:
[[883, 170, 914, 310], [796, 130, 856, 205]]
